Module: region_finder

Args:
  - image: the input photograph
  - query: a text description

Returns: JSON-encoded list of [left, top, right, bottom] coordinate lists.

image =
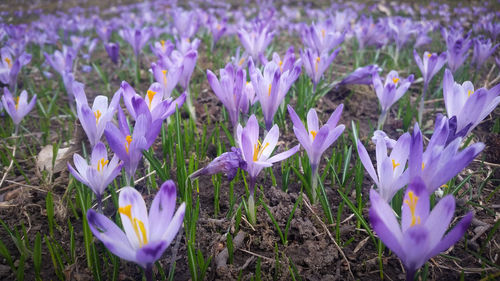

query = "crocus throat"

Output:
[[125, 135, 132, 154], [321, 29, 325, 38], [467, 90, 473, 97], [4, 57, 12, 69], [421, 162, 425, 170], [253, 140, 270, 162], [392, 159, 400, 171], [162, 70, 168, 87], [404, 191, 421, 227], [118, 204, 148, 247], [315, 57, 320, 73], [268, 84, 272, 97], [147, 90, 157, 109], [392, 77, 399, 84], [94, 110, 102, 124], [97, 158, 109, 172], [310, 130, 317, 140], [15, 96, 20, 110]]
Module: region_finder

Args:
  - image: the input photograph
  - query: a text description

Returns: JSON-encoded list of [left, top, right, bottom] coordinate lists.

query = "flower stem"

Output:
[[96, 194, 103, 214], [417, 82, 428, 125], [135, 54, 140, 86], [310, 164, 319, 204], [145, 264, 153, 281], [185, 89, 197, 121], [377, 109, 388, 130]]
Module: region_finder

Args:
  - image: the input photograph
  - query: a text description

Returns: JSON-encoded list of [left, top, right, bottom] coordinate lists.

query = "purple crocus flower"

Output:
[[209, 17, 227, 48], [261, 46, 297, 74], [370, 178, 473, 280], [354, 15, 388, 50], [166, 50, 198, 91], [104, 112, 151, 181], [441, 28, 472, 73], [301, 20, 345, 54], [44, 46, 76, 76], [236, 114, 300, 192], [67, 142, 122, 205], [387, 17, 416, 52], [119, 26, 152, 58], [150, 40, 174, 59], [1, 88, 36, 127], [248, 57, 301, 130], [408, 123, 484, 193], [87, 180, 185, 278], [372, 70, 414, 129], [207, 63, 245, 131], [0, 47, 31, 90], [413, 50, 447, 122], [73, 82, 121, 147], [151, 62, 183, 99], [238, 23, 275, 62], [301, 48, 340, 88], [339, 64, 381, 85], [104, 42, 120, 65], [120, 81, 186, 124], [413, 50, 447, 89], [443, 68, 500, 135], [189, 147, 246, 181], [357, 131, 410, 202], [471, 36, 499, 70], [288, 104, 345, 173]]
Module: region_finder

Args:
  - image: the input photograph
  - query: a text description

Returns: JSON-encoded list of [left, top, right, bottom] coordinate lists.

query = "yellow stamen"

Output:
[[94, 110, 102, 124], [392, 77, 399, 84], [422, 162, 425, 170], [238, 58, 245, 66], [160, 40, 165, 49], [253, 140, 270, 162], [119, 204, 148, 247], [404, 191, 421, 227], [97, 158, 109, 172], [440, 184, 448, 188], [4, 57, 12, 69], [162, 70, 168, 87], [392, 159, 400, 171], [427, 53, 432, 58], [310, 130, 317, 140], [321, 29, 325, 38], [268, 84, 272, 97], [246, 81, 250, 86], [315, 57, 320, 73], [186, 38, 190, 43], [15, 96, 20, 110], [125, 135, 132, 154], [147, 90, 157, 109], [467, 90, 473, 97], [279, 60, 283, 72], [216, 24, 221, 31]]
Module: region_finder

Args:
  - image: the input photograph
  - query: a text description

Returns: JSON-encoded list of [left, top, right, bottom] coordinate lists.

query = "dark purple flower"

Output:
[[105, 42, 120, 65], [471, 36, 499, 70], [339, 64, 381, 85], [189, 147, 246, 181]]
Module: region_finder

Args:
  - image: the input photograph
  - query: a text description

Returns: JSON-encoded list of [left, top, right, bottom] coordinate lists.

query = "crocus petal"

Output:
[[424, 195, 456, 250], [87, 209, 136, 262], [426, 212, 473, 260], [357, 140, 379, 185], [119, 187, 150, 249], [267, 144, 300, 163], [369, 189, 404, 258], [149, 180, 177, 241]]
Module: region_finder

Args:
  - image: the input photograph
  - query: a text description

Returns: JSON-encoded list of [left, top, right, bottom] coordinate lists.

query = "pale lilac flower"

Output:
[[301, 48, 340, 88], [358, 131, 411, 202], [301, 20, 344, 54], [370, 178, 473, 280], [288, 104, 345, 172], [151, 62, 183, 99], [1, 88, 36, 126], [119, 26, 152, 58], [413, 50, 447, 89], [73, 82, 121, 147], [207, 63, 246, 130], [248, 57, 301, 130], [471, 36, 499, 70], [236, 115, 300, 192], [339, 64, 381, 85], [67, 142, 122, 202], [408, 123, 484, 193], [443, 68, 500, 135], [238, 23, 275, 62], [87, 181, 185, 275], [0, 47, 31, 90]]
